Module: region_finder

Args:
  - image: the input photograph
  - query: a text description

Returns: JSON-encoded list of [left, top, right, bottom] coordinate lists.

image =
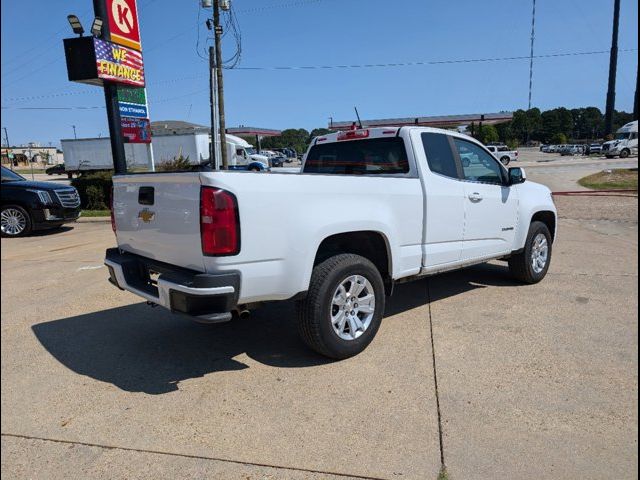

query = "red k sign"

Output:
[[107, 0, 141, 51]]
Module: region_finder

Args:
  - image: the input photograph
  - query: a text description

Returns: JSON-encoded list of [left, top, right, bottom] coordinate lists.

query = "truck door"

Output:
[[416, 131, 465, 269], [451, 138, 519, 260]]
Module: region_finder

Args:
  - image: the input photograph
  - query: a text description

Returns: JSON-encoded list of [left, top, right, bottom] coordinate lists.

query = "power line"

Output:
[[229, 48, 638, 71], [235, 0, 337, 14], [3, 47, 637, 105]]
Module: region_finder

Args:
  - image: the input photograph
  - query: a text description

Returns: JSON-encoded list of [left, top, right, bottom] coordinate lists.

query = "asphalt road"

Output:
[[1, 194, 637, 479]]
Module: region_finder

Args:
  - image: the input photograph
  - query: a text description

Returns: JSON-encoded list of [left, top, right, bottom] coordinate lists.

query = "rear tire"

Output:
[[297, 254, 385, 359], [508, 221, 552, 284], [620, 149, 630, 159], [500, 156, 511, 166]]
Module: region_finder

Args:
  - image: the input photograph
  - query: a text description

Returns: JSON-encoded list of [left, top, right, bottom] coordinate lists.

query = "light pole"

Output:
[[72, 125, 77, 139]]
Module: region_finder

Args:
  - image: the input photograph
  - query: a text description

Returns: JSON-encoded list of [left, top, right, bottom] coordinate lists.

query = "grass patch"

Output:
[[578, 169, 638, 190], [82, 209, 111, 217], [437, 466, 450, 480]]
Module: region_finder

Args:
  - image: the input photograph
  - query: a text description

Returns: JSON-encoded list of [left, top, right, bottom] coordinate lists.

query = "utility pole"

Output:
[[634, 65, 639, 120], [213, 0, 228, 169], [604, 0, 621, 136], [3, 127, 12, 171], [527, 0, 537, 111], [208, 44, 218, 169]]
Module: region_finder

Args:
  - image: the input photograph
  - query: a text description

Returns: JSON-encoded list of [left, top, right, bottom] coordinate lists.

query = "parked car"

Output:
[[560, 145, 583, 156], [270, 156, 285, 168], [589, 143, 603, 154], [486, 145, 518, 166], [105, 127, 557, 359], [45, 163, 67, 176], [1, 166, 81, 237]]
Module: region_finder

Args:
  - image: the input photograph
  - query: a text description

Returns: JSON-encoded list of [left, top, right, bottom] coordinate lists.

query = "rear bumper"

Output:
[[104, 248, 240, 322]]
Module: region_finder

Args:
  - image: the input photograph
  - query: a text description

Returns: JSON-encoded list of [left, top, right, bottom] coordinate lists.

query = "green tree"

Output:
[[613, 110, 633, 132], [550, 132, 568, 144], [525, 108, 542, 141], [510, 109, 529, 143], [261, 128, 310, 155], [477, 124, 499, 144], [309, 128, 334, 140]]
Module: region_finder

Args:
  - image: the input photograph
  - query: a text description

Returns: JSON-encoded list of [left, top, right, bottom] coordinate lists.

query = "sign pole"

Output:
[[93, 0, 127, 174]]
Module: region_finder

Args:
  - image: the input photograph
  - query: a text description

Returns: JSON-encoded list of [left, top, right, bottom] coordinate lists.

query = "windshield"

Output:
[[304, 137, 410, 175], [1, 166, 26, 182], [615, 132, 630, 140], [245, 148, 257, 155]]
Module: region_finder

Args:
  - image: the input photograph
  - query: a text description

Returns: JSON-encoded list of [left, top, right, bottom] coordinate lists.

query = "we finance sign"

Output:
[[94, 38, 145, 87]]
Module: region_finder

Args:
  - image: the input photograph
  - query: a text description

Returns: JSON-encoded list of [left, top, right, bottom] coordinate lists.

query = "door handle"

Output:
[[468, 192, 483, 202]]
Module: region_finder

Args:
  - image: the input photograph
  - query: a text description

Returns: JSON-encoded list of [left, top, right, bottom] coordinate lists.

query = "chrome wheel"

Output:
[[531, 233, 549, 274], [1, 208, 27, 236], [330, 275, 376, 341]]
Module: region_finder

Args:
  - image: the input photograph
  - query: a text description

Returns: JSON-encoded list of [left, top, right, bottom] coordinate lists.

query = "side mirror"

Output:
[[508, 167, 526, 185]]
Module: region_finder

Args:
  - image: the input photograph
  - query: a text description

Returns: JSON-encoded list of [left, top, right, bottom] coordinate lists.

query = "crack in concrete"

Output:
[[1, 433, 389, 480], [425, 279, 447, 477]]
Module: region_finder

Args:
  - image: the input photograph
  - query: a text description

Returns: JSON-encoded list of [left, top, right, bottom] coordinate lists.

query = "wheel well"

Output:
[[314, 231, 392, 294], [531, 211, 556, 241]]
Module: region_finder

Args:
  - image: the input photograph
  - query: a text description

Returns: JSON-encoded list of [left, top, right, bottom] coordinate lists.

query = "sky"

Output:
[[1, 0, 638, 147]]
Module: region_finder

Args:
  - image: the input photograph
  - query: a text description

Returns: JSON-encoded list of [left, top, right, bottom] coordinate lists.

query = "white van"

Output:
[[602, 121, 638, 158]]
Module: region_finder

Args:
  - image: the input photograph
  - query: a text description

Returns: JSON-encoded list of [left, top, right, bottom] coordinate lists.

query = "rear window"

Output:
[[304, 137, 410, 175]]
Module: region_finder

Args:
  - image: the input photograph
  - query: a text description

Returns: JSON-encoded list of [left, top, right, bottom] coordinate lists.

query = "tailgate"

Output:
[[113, 173, 205, 272]]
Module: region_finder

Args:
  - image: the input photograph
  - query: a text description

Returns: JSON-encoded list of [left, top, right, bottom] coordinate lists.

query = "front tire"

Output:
[[297, 254, 385, 359], [1, 205, 32, 237], [620, 149, 630, 159], [508, 221, 552, 284]]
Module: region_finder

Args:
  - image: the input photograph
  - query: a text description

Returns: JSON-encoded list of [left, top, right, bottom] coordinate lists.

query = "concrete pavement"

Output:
[[1, 195, 638, 479]]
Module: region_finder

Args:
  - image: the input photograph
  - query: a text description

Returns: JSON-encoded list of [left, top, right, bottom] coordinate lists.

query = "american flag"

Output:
[[94, 38, 145, 87]]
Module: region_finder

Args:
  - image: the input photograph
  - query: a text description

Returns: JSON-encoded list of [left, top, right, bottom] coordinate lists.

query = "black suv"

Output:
[[1, 166, 81, 237]]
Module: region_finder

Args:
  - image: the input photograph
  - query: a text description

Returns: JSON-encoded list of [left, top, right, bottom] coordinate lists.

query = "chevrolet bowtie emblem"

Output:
[[138, 208, 155, 223]]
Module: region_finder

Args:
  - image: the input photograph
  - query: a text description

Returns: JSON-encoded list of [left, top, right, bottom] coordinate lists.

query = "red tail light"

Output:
[[200, 187, 240, 256], [337, 129, 369, 141], [110, 186, 116, 233]]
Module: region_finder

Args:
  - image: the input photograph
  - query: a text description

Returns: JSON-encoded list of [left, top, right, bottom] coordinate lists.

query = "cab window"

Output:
[[421, 132, 459, 179], [453, 138, 505, 185]]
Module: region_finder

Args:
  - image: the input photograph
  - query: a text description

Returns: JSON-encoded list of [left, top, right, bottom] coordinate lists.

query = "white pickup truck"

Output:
[[105, 127, 557, 359], [486, 144, 518, 165]]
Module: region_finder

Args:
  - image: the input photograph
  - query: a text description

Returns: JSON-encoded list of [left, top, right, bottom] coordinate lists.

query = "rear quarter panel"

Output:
[[200, 172, 424, 303]]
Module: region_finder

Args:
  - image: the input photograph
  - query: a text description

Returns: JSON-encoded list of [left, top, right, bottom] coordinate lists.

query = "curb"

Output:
[[77, 217, 110, 223]]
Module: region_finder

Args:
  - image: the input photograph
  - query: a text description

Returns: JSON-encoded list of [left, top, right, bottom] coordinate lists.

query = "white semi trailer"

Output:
[[62, 132, 268, 174]]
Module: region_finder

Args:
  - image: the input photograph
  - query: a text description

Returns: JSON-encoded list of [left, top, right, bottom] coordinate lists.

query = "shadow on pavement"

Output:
[[32, 263, 520, 395], [29, 226, 75, 237]]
